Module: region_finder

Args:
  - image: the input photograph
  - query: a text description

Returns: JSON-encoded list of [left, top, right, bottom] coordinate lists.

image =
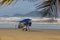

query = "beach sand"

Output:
[[0, 28, 60, 40]]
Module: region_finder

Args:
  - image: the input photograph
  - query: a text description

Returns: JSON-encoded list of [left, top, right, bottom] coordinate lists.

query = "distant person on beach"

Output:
[[18, 18, 32, 31]]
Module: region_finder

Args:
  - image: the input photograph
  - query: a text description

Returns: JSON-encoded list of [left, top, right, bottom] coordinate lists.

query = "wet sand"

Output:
[[0, 28, 60, 40]]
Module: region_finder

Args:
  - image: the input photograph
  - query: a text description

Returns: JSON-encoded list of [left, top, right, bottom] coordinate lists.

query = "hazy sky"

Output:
[[0, 0, 45, 16]]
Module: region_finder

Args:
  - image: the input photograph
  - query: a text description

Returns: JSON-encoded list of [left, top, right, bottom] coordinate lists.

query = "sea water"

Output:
[[0, 22, 60, 29]]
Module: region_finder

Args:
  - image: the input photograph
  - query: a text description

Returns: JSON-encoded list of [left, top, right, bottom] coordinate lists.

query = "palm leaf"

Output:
[[37, 0, 56, 9], [0, 0, 14, 6], [36, 0, 56, 17], [6, 0, 14, 5], [40, 7, 54, 17], [0, 0, 7, 6], [37, 1, 51, 9]]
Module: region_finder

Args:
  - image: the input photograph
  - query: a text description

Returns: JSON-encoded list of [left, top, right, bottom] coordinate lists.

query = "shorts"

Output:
[[24, 22, 32, 26]]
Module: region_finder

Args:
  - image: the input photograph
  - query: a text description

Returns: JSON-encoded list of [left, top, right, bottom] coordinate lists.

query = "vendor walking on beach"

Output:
[[18, 18, 32, 31]]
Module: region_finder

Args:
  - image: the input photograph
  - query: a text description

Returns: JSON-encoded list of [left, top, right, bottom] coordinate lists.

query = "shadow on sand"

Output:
[[29, 29, 44, 32]]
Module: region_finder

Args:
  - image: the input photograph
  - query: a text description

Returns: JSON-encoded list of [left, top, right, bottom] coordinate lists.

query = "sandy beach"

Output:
[[0, 28, 60, 40]]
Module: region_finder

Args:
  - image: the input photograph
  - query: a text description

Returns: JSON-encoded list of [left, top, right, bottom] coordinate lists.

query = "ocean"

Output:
[[0, 22, 60, 29], [0, 17, 60, 29]]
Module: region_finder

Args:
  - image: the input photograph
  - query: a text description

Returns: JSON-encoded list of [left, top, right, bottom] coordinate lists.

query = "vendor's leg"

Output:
[[19, 23, 25, 31], [22, 25, 26, 31], [26, 25, 30, 31], [22, 26, 24, 31]]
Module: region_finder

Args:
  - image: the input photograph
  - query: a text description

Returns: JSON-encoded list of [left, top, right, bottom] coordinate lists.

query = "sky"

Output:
[[0, 0, 45, 16]]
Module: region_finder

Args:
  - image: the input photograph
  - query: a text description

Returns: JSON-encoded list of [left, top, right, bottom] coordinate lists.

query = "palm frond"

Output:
[[36, 0, 56, 17], [0, 0, 14, 6], [37, 1, 49, 9], [40, 7, 54, 17], [0, 0, 7, 6], [37, 0, 56, 9], [6, 0, 14, 5], [5, 0, 10, 4]]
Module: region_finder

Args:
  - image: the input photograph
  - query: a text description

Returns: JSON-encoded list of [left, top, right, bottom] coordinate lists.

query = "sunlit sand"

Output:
[[0, 28, 60, 40]]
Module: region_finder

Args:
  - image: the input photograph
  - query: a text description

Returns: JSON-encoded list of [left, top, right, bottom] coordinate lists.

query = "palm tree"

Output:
[[36, 0, 58, 18], [0, 0, 14, 6]]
